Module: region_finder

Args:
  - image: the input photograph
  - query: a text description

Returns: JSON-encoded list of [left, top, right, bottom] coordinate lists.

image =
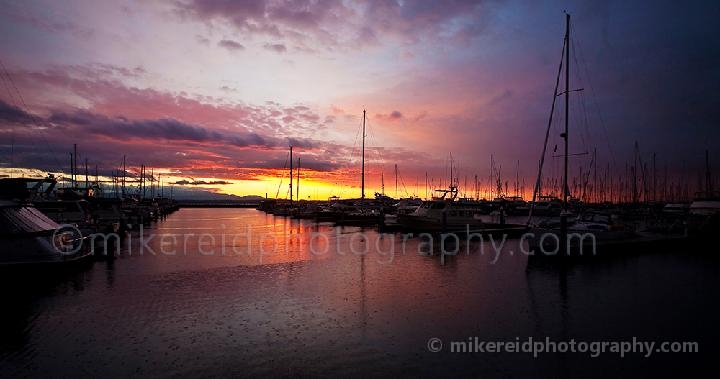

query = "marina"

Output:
[[1, 1, 719, 377]]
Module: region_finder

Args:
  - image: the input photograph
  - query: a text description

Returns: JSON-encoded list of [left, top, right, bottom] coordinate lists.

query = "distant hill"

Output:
[[168, 186, 264, 201]]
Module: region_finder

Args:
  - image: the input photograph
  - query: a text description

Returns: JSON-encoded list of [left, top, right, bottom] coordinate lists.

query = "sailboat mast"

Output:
[[558, 12, 571, 254], [449, 153, 453, 189], [361, 109, 366, 200], [562, 12, 570, 211], [706, 150, 712, 198], [289, 145, 293, 202], [69, 152, 74, 189], [74, 143, 77, 189], [425, 171, 428, 200], [122, 155, 126, 197], [516, 160, 520, 197], [297, 157, 300, 200], [381, 171, 385, 196], [395, 164, 398, 198]]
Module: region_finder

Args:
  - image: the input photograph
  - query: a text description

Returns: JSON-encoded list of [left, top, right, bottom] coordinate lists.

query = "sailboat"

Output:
[[262, 145, 295, 216], [335, 110, 384, 226], [527, 14, 688, 258]]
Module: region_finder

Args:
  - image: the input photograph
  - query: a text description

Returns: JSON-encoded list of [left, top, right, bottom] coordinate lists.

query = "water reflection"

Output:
[[0, 208, 716, 377]]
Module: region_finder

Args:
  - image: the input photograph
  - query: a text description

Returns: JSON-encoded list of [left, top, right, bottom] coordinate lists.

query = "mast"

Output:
[[361, 110, 366, 200], [464, 175, 468, 198], [562, 12, 570, 212], [381, 171, 385, 196], [140, 164, 145, 199], [593, 148, 597, 203], [74, 143, 77, 189], [633, 141, 639, 203], [489, 154, 494, 199], [289, 145, 293, 202], [151, 168, 155, 198], [516, 160, 520, 197], [395, 163, 398, 198], [425, 171, 428, 200], [297, 157, 300, 200], [122, 155, 126, 197], [69, 152, 74, 189], [706, 150, 712, 198], [559, 12, 571, 254], [652, 152, 657, 202], [474, 174, 479, 200], [449, 153, 453, 189]]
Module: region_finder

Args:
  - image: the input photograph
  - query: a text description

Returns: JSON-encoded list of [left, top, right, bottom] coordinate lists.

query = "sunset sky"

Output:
[[0, 0, 718, 200]]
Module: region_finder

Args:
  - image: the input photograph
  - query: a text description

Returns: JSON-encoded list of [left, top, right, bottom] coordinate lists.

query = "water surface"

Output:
[[1, 208, 716, 377]]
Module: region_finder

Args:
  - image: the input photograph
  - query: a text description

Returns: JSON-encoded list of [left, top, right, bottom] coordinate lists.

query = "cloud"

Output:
[[195, 34, 211, 45], [0, 100, 36, 124], [375, 110, 403, 122], [10, 66, 333, 139], [218, 39, 245, 51], [46, 108, 316, 149], [263, 43, 287, 53], [174, 0, 497, 50], [3, 2, 94, 38], [174, 179, 230, 185], [86, 63, 146, 78]]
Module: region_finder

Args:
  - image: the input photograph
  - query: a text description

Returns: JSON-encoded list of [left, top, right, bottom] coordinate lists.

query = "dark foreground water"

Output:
[[1, 208, 717, 378]]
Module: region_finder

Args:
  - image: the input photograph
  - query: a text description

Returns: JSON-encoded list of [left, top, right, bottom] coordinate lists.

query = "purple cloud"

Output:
[[218, 39, 245, 51], [263, 43, 287, 53], [0, 100, 36, 124], [174, 0, 495, 49]]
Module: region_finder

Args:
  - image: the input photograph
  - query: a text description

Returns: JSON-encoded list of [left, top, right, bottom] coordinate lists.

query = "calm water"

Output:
[[1, 208, 717, 378]]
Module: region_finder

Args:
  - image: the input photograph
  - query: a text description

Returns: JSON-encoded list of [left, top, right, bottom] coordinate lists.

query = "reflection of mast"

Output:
[[359, 251, 367, 337]]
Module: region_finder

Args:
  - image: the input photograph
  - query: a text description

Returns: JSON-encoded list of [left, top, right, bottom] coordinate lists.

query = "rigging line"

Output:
[[0, 69, 20, 107], [0, 59, 63, 172], [569, 97, 588, 155], [569, 36, 592, 155], [274, 152, 289, 199], [395, 165, 410, 197], [570, 25, 616, 168], [0, 65, 21, 175], [528, 35, 566, 225], [347, 112, 363, 173]]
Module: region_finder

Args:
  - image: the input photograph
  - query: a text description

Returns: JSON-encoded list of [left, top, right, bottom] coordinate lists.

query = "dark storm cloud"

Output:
[[46, 109, 318, 149], [49, 110, 220, 142], [0, 100, 36, 124]]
